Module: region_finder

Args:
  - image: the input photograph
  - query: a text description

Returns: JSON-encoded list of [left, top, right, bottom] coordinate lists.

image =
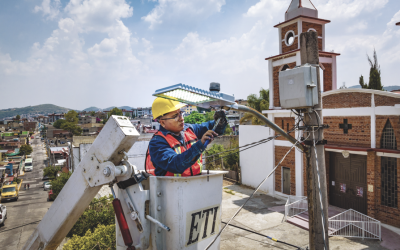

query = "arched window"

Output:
[[381, 120, 396, 149], [281, 64, 290, 71], [380, 119, 398, 208]]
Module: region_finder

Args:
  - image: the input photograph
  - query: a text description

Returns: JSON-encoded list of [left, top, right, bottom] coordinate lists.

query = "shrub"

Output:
[[67, 195, 114, 238], [63, 224, 116, 250], [50, 172, 71, 200], [205, 138, 239, 171], [43, 166, 61, 179]]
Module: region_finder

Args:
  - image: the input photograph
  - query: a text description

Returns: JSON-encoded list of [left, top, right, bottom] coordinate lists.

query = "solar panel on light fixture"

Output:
[[153, 83, 236, 109]]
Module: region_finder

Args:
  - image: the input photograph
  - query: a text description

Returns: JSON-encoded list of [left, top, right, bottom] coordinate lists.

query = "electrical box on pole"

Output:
[[278, 64, 318, 109]]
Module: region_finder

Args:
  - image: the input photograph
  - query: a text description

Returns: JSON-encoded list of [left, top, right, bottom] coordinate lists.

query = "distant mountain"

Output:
[[103, 106, 134, 111], [347, 85, 400, 91], [83, 106, 102, 112], [0, 104, 72, 120]]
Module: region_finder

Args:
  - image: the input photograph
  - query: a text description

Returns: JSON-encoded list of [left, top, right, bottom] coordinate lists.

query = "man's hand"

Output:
[[201, 130, 219, 145], [214, 111, 228, 135]]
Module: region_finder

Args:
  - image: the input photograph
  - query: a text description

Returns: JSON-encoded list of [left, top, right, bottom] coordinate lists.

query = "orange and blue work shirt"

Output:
[[148, 121, 218, 176]]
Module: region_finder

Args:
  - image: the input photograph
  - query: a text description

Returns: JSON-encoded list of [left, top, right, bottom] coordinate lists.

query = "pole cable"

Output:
[[205, 137, 301, 250]]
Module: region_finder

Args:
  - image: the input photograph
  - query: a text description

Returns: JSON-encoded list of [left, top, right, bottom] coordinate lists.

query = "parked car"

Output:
[[43, 182, 51, 191], [0, 204, 7, 226], [1, 184, 19, 202], [42, 175, 50, 181], [41, 138, 44, 141]]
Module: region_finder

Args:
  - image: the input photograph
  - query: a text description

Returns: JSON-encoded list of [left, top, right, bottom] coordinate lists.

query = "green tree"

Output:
[[184, 111, 205, 124], [63, 224, 116, 250], [90, 111, 96, 116], [108, 107, 123, 117], [224, 126, 233, 135], [224, 138, 239, 170], [43, 166, 61, 179], [204, 111, 215, 122], [50, 172, 72, 200], [53, 119, 66, 129], [359, 75, 367, 89], [67, 195, 114, 237], [64, 110, 79, 124], [205, 144, 225, 170], [240, 88, 269, 125], [359, 49, 383, 90], [61, 122, 82, 136], [16, 115, 20, 120], [19, 144, 33, 155]]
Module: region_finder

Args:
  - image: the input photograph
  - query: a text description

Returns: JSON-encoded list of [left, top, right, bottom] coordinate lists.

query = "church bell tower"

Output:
[[266, 0, 340, 109]]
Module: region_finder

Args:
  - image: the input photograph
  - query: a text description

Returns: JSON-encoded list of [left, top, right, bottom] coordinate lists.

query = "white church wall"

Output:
[[239, 125, 275, 195]]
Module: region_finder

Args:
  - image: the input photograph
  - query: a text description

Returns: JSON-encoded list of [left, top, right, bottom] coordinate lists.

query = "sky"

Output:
[[0, 0, 399, 110]]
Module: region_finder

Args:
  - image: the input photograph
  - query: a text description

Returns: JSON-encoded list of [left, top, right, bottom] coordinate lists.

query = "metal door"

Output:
[[329, 152, 367, 214], [283, 167, 290, 195]]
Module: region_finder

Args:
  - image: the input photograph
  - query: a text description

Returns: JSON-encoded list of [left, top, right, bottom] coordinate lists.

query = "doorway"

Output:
[[283, 167, 291, 195], [329, 152, 367, 214]]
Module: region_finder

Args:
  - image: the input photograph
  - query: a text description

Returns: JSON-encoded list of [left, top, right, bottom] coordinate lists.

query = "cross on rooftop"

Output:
[[339, 119, 352, 134]]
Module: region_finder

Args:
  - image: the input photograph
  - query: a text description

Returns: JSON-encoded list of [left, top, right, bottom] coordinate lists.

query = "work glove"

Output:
[[213, 111, 228, 135]]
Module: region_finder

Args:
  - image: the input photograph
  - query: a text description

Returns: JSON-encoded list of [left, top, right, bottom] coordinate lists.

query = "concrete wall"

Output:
[[127, 141, 150, 171], [208, 135, 238, 149], [239, 125, 274, 195]]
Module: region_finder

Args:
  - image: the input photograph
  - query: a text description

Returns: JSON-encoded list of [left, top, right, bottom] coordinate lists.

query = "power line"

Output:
[[205, 135, 301, 250]]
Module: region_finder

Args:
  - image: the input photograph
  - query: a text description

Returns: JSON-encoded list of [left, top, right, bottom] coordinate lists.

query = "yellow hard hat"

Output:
[[152, 97, 186, 119]]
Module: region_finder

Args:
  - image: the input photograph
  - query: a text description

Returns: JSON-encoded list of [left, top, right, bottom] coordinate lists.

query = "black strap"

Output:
[[117, 172, 150, 190]]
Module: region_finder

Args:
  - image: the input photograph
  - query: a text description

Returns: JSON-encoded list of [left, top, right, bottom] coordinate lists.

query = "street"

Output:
[[0, 135, 53, 250]]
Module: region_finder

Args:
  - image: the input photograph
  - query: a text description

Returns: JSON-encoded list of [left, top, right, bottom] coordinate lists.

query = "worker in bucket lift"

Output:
[[145, 97, 227, 176]]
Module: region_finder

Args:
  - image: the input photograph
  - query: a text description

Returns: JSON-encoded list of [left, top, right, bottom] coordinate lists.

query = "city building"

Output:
[[78, 116, 96, 124], [182, 105, 198, 115], [48, 113, 65, 123], [132, 107, 152, 118]]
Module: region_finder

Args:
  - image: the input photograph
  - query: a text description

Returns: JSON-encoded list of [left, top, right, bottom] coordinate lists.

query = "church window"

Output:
[[380, 120, 398, 208], [307, 28, 317, 34], [381, 157, 397, 208], [381, 120, 396, 150], [285, 31, 295, 46], [281, 64, 290, 71]]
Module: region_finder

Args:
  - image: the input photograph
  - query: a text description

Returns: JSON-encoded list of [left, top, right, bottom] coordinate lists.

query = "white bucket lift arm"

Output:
[[22, 116, 140, 250]]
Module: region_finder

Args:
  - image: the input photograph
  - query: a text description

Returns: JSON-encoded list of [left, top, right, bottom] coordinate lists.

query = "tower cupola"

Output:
[[286, 0, 318, 21]]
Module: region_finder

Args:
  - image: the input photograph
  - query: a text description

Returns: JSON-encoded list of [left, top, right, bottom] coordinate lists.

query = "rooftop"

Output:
[[285, 0, 318, 21]]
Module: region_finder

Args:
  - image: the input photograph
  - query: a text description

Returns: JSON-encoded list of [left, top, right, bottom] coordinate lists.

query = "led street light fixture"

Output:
[[153, 83, 236, 109]]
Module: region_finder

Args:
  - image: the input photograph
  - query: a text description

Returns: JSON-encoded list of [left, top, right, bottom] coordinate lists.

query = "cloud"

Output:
[[315, 0, 389, 20], [346, 20, 367, 32], [142, 0, 226, 29], [34, 0, 62, 20], [244, 0, 289, 19], [1, 0, 144, 108]]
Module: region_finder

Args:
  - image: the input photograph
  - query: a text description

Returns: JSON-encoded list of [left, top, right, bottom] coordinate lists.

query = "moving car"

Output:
[[1, 184, 19, 202], [24, 158, 33, 172], [0, 204, 7, 226], [43, 182, 51, 191]]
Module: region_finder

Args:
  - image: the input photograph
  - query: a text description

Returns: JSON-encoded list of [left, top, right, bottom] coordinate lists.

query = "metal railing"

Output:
[[284, 196, 308, 221], [328, 209, 381, 240]]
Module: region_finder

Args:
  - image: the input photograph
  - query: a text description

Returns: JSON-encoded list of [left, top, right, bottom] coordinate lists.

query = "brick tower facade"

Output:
[[266, 0, 340, 109]]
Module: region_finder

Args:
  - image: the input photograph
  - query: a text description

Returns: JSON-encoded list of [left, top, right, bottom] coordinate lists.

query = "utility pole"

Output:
[[300, 31, 330, 250]]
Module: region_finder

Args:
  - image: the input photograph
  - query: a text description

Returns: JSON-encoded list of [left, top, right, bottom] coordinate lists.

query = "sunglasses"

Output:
[[160, 111, 184, 122]]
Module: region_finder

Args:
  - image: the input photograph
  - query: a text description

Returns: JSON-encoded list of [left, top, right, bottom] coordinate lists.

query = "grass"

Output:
[[224, 190, 235, 195]]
